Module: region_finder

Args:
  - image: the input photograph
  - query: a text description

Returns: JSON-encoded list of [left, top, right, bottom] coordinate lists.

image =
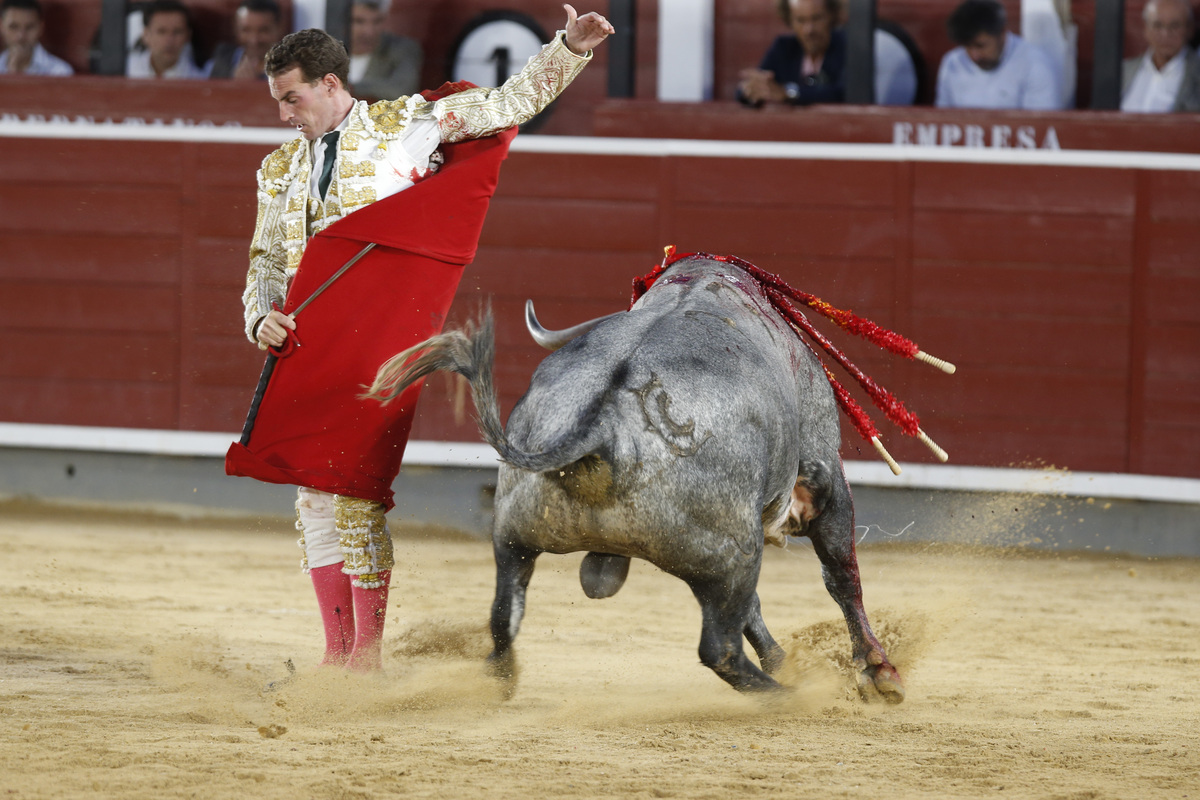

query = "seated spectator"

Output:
[[935, 0, 1065, 110], [208, 0, 282, 80], [127, 0, 204, 79], [1121, 0, 1200, 113], [738, 0, 918, 107], [739, 0, 845, 107], [347, 0, 422, 101], [0, 0, 73, 75]]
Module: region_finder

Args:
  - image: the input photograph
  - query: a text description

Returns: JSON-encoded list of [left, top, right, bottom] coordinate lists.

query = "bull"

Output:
[[368, 254, 905, 700]]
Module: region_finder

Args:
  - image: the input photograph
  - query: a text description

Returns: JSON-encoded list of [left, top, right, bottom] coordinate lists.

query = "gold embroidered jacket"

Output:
[[242, 32, 590, 343]]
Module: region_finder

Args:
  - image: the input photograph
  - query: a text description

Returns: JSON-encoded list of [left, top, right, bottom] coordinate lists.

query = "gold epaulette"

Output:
[[257, 138, 304, 197]]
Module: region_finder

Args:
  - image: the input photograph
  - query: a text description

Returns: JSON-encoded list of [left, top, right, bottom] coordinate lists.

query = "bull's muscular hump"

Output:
[[368, 255, 904, 701]]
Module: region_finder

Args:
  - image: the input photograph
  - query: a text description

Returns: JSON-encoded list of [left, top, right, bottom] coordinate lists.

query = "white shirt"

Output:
[[1121, 49, 1188, 113], [936, 32, 1064, 110], [308, 114, 350, 200], [126, 46, 205, 79], [305, 107, 441, 203], [0, 43, 73, 76]]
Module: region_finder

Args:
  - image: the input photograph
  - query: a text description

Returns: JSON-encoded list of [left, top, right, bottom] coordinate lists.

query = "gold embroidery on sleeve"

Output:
[[436, 32, 590, 142]]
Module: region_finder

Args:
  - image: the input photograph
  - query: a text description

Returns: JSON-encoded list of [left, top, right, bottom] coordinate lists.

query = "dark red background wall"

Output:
[[1, 109, 1197, 478]]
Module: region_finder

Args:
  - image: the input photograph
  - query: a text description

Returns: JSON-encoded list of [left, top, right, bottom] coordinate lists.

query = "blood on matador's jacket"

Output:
[[225, 101, 517, 509]]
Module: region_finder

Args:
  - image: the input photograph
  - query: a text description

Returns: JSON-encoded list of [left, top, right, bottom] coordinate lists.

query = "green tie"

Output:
[[317, 131, 339, 199]]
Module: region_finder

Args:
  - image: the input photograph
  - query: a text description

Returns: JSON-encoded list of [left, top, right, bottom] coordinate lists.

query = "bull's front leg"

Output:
[[807, 502, 904, 703], [487, 538, 539, 698]]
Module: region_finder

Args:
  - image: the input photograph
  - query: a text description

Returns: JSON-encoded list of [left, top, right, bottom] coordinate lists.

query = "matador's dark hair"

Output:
[[265, 27, 350, 85]]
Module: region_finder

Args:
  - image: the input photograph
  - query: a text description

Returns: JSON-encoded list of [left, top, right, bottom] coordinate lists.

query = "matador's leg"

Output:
[[334, 494, 394, 673], [296, 487, 356, 666]]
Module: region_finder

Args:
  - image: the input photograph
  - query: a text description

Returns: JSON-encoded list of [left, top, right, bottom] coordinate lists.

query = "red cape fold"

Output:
[[225, 125, 516, 508]]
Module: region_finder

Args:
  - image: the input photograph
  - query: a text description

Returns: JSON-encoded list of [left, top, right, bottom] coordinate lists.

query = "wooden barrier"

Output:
[[1, 104, 1198, 479]]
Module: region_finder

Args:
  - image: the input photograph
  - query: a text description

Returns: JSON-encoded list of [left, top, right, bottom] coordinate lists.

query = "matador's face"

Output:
[[269, 68, 343, 140]]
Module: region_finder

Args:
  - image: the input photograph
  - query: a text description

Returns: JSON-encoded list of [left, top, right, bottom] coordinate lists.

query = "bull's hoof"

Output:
[[579, 553, 630, 599], [731, 673, 787, 694], [760, 644, 787, 677], [856, 662, 905, 704], [485, 650, 518, 700]]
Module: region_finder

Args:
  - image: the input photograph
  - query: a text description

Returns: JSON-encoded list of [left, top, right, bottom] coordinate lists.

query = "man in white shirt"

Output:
[[0, 0, 73, 75], [935, 0, 1064, 110], [1121, 0, 1200, 113], [126, 0, 205, 79]]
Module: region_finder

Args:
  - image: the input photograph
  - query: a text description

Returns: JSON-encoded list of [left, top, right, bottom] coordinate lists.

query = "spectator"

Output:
[[0, 0, 73, 75], [127, 0, 204, 79], [737, 0, 918, 107], [208, 0, 282, 80], [347, 0, 422, 101], [935, 0, 1064, 110], [1121, 0, 1200, 113], [739, 0, 844, 106]]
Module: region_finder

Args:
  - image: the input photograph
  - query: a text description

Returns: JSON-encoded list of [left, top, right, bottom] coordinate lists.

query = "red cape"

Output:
[[225, 122, 516, 509]]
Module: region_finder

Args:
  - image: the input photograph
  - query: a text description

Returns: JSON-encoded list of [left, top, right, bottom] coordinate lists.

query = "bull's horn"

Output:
[[525, 300, 622, 351]]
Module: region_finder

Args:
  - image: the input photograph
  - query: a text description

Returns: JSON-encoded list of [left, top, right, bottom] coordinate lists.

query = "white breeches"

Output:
[[295, 486, 394, 589]]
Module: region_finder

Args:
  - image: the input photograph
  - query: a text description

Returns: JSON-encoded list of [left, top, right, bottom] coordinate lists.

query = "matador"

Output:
[[229, 7, 613, 673]]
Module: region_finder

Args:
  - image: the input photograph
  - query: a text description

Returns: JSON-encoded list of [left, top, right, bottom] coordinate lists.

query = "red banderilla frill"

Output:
[[630, 247, 955, 475]]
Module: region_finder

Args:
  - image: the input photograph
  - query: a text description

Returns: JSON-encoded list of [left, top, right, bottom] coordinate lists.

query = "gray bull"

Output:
[[368, 254, 904, 700]]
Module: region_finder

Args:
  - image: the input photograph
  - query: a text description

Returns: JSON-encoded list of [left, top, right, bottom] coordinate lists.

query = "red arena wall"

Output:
[[1, 100, 1198, 480]]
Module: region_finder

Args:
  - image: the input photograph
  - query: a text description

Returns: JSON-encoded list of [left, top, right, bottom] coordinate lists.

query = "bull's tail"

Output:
[[365, 311, 594, 474], [365, 311, 507, 459]]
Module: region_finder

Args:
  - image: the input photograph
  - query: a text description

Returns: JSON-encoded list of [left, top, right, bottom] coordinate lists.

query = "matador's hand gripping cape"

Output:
[[226, 102, 515, 509]]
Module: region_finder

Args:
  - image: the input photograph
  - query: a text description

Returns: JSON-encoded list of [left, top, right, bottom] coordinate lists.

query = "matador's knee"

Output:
[[334, 494, 393, 589], [295, 486, 341, 573]]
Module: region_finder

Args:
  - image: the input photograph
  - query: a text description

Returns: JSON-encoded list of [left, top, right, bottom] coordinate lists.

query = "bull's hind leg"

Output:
[[487, 539, 539, 696], [691, 579, 782, 692], [806, 479, 905, 703], [743, 592, 785, 676]]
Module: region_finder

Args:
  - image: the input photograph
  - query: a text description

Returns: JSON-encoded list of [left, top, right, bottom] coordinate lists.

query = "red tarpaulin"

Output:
[[225, 124, 516, 509]]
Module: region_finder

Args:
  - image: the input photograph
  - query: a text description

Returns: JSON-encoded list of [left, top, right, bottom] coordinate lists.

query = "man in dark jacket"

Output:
[[738, 0, 845, 106], [347, 0, 422, 101]]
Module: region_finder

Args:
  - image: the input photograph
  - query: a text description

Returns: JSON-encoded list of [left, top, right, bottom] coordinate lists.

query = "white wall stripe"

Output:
[[1, 422, 1196, 504], [3, 120, 1200, 170]]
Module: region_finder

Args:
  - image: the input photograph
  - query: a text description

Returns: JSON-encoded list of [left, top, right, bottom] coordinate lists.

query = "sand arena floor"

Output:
[[0, 499, 1197, 800]]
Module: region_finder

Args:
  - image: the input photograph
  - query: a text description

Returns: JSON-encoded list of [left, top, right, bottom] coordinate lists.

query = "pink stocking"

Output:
[[310, 563, 355, 666], [346, 570, 391, 673]]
